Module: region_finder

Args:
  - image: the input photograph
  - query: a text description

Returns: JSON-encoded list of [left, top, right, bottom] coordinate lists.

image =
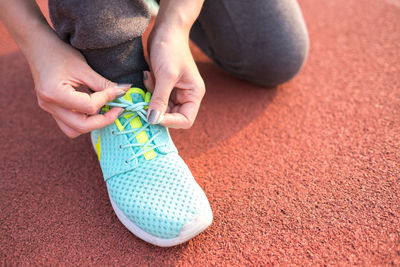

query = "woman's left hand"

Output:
[[145, 11, 205, 129]]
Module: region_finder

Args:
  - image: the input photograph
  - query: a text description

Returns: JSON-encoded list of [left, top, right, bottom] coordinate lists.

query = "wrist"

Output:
[[152, 0, 204, 38], [151, 21, 189, 43], [153, 13, 192, 36], [20, 23, 56, 62]]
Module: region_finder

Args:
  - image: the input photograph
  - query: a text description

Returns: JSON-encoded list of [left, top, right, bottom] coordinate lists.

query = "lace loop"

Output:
[[106, 98, 162, 163]]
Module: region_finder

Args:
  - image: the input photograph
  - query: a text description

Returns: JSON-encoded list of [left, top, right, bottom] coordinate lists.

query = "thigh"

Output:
[[191, 0, 309, 86]]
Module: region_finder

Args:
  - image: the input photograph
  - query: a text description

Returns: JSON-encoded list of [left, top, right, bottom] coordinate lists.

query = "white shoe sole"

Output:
[[108, 186, 212, 247], [91, 132, 213, 247]]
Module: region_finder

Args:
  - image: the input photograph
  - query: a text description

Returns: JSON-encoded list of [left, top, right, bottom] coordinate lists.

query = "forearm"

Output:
[[153, 0, 204, 36], [0, 0, 59, 63]]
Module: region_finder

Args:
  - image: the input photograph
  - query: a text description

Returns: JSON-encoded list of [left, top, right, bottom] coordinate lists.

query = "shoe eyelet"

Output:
[[119, 144, 123, 150], [124, 160, 129, 165], [111, 130, 116, 135]]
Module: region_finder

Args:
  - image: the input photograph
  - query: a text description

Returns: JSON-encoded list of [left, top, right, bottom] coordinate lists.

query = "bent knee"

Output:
[[215, 29, 309, 87], [243, 36, 309, 87]]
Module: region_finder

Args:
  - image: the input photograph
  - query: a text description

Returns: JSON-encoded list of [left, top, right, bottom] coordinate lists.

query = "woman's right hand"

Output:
[[0, 0, 129, 138], [29, 36, 130, 138]]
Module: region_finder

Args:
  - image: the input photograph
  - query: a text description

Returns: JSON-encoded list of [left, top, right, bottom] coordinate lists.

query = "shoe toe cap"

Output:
[[177, 201, 213, 243]]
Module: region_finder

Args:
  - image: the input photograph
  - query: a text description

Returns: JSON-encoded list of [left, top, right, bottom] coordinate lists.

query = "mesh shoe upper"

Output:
[[107, 153, 205, 238], [92, 88, 210, 239]]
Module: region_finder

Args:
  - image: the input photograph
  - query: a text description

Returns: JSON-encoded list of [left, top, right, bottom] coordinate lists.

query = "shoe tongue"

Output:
[[117, 87, 157, 161], [123, 88, 146, 104], [118, 88, 147, 128], [116, 87, 153, 137]]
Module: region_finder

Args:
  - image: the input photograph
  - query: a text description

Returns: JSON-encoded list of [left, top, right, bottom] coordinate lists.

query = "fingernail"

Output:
[[117, 109, 125, 117], [115, 89, 127, 98], [143, 71, 148, 81], [114, 83, 132, 98], [147, 110, 160, 124], [115, 83, 132, 89], [156, 113, 164, 124]]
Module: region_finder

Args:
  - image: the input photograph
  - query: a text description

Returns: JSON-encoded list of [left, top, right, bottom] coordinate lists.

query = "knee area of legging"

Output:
[[243, 38, 309, 87]]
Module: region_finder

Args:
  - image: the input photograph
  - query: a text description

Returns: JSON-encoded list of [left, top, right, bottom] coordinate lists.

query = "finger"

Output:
[[49, 104, 123, 133], [160, 101, 199, 129], [81, 67, 114, 91], [147, 75, 176, 124], [53, 116, 81, 138], [143, 71, 155, 92], [80, 65, 131, 93], [40, 83, 130, 115]]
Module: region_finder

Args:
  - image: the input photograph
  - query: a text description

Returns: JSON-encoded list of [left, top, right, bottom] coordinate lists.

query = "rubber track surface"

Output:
[[1, 0, 399, 265]]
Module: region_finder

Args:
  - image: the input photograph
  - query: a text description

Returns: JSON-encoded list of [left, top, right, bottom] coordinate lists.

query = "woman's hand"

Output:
[[146, 26, 205, 129], [30, 37, 130, 138], [0, 0, 129, 138], [145, 0, 205, 129]]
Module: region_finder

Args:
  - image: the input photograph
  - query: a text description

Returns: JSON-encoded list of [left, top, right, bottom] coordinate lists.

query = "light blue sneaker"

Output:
[[91, 88, 212, 247]]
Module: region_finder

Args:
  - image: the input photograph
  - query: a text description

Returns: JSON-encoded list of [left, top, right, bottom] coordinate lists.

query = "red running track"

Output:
[[1, 0, 399, 265]]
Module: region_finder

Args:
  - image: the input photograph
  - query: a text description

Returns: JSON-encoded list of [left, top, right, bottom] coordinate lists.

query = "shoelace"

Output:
[[106, 98, 163, 164]]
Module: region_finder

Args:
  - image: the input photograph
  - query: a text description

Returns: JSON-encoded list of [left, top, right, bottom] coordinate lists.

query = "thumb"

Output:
[[80, 65, 131, 101], [147, 75, 175, 124], [82, 66, 131, 93], [81, 66, 115, 91]]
